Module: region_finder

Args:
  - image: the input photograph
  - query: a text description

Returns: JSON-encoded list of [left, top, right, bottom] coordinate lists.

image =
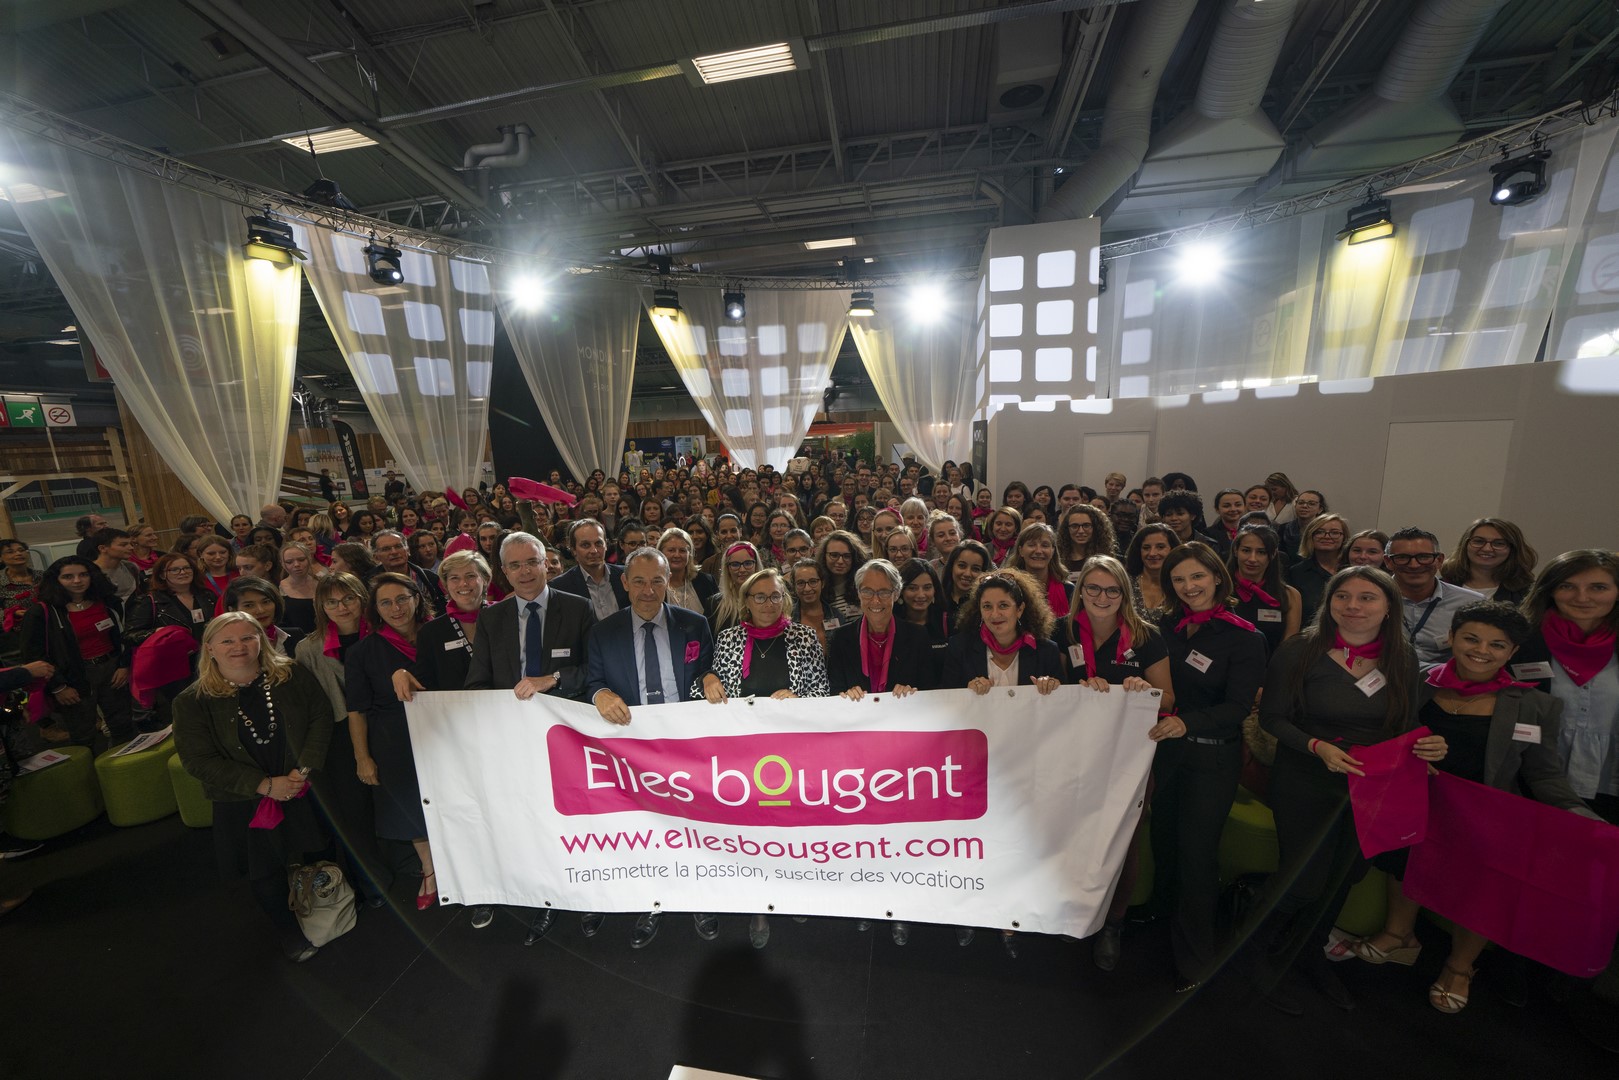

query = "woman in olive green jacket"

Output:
[[173, 612, 333, 962]]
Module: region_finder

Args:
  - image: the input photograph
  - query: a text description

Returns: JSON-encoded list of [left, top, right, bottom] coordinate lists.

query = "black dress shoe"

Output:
[[524, 908, 556, 945], [631, 911, 661, 949], [891, 921, 910, 946], [1173, 976, 1201, 995], [693, 912, 719, 940], [580, 912, 605, 938], [364, 894, 388, 910], [1093, 924, 1122, 972]]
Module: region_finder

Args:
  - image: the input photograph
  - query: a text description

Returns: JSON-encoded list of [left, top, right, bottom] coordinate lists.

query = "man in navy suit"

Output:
[[586, 547, 717, 949], [550, 519, 629, 620]]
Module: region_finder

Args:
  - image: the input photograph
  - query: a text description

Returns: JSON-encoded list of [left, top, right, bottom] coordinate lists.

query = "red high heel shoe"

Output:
[[416, 871, 438, 911]]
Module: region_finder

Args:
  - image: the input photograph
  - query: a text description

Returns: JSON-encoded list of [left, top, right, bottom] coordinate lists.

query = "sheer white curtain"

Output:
[[848, 284, 976, 472], [645, 288, 847, 471], [301, 229, 494, 495], [498, 272, 639, 481], [1099, 112, 1619, 395], [1, 129, 300, 522]]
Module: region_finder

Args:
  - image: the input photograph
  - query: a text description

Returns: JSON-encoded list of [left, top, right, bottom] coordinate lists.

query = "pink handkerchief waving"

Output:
[[1345, 727, 1431, 857]]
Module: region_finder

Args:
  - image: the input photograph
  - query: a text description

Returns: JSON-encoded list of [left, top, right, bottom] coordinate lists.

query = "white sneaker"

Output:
[[470, 905, 494, 929]]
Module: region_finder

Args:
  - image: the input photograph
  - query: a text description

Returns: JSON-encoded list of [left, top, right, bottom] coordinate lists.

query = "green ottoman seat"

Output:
[[1219, 786, 1280, 882], [1335, 867, 1389, 937], [2, 746, 103, 840], [94, 736, 178, 826], [167, 753, 213, 828]]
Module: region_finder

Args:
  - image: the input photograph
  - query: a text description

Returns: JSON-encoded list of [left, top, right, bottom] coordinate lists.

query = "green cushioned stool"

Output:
[[167, 753, 213, 828], [1334, 867, 1389, 937], [93, 736, 178, 826], [1219, 786, 1280, 883], [2, 745, 103, 840]]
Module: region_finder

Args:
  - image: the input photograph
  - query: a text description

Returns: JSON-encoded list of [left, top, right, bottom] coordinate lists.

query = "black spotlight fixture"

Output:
[[723, 289, 746, 320], [243, 206, 305, 264], [364, 233, 404, 285], [302, 177, 357, 211], [848, 289, 875, 318], [1490, 148, 1550, 207], [650, 287, 682, 317], [1335, 196, 1395, 245], [1097, 261, 1109, 295]]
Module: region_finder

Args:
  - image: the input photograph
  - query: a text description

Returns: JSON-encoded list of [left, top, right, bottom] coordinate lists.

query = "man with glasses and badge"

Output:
[[1384, 526, 1482, 665]]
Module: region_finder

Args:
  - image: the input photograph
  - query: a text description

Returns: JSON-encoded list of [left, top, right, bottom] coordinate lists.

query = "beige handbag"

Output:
[[288, 861, 357, 947]]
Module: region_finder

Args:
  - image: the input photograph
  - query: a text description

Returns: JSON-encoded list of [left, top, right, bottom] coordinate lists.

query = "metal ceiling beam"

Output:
[[1277, 0, 1385, 134], [1042, 4, 1117, 158], [176, 0, 489, 213]]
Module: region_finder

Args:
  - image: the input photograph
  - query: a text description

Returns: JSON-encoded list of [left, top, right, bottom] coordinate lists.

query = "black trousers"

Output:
[[311, 719, 389, 903], [1150, 738, 1242, 981], [1265, 744, 1368, 958], [50, 658, 132, 746]]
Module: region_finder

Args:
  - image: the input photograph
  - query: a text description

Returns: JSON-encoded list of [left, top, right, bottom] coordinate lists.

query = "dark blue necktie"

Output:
[[524, 601, 543, 678], [642, 621, 664, 705]]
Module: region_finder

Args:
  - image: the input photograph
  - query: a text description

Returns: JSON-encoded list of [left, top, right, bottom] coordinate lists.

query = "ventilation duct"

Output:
[[1264, 0, 1512, 197], [463, 124, 533, 170], [988, 16, 1063, 123], [1036, 0, 1200, 222], [1106, 0, 1299, 233]]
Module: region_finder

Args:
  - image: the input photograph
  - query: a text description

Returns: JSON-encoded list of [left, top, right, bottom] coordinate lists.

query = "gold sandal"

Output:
[[1428, 964, 1474, 1014], [1349, 933, 1422, 966]]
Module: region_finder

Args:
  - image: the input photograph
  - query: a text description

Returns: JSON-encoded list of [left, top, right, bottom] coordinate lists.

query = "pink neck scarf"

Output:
[[447, 603, 483, 624], [1078, 611, 1131, 677], [742, 617, 790, 678], [1044, 576, 1070, 619], [377, 623, 418, 663], [1175, 607, 1257, 635], [1541, 610, 1617, 687], [860, 618, 894, 693], [980, 624, 1034, 656], [1234, 576, 1279, 608], [1333, 630, 1382, 665], [323, 618, 368, 659], [1425, 659, 1533, 697]]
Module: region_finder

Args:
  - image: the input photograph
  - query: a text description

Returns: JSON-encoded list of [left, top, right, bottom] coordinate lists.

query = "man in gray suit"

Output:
[[463, 531, 595, 934]]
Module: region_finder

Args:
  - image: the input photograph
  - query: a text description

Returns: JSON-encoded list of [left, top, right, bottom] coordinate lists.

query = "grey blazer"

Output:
[[1418, 683, 1601, 820], [465, 590, 596, 699]]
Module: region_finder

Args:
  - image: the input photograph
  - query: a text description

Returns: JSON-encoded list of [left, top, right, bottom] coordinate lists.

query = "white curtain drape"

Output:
[[301, 229, 494, 495], [498, 273, 639, 481], [1, 129, 300, 522], [645, 288, 847, 471], [1098, 111, 1619, 396], [848, 284, 977, 472]]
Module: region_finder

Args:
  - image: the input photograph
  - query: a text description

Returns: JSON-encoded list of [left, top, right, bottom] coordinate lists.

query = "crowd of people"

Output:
[[0, 453, 1614, 1041]]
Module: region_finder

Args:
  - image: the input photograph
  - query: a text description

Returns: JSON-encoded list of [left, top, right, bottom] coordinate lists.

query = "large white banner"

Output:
[[406, 686, 1159, 937]]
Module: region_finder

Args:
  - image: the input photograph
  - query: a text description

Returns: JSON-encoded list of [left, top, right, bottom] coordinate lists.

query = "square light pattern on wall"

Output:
[[972, 218, 1102, 420]]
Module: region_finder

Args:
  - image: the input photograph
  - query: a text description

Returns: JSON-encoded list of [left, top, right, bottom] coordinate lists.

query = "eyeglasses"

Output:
[[1314, 530, 1345, 541], [504, 558, 543, 571], [322, 595, 359, 608], [824, 551, 853, 562], [726, 559, 758, 571], [1387, 553, 1441, 566], [1069, 521, 1093, 532], [857, 587, 896, 600], [1467, 538, 1512, 551], [376, 595, 417, 609], [748, 592, 785, 605], [1081, 584, 1123, 599]]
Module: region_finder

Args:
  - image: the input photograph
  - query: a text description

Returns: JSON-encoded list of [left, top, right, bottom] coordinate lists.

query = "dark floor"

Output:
[[1, 815, 1614, 1080]]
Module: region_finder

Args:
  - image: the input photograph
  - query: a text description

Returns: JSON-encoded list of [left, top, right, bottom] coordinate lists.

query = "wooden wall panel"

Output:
[[114, 391, 211, 531]]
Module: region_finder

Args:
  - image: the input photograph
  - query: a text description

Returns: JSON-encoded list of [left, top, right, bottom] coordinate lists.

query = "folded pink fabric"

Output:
[[1405, 772, 1619, 977], [509, 476, 578, 506], [248, 784, 309, 830], [129, 627, 199, 708], [1345, 727, 1431, 857]]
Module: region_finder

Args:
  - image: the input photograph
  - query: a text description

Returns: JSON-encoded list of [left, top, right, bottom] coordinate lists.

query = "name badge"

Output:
[[1256, 608, 1283, 623], [191, 609, 205, 623], [1068, 644, 1085, 667], [1185, 650, 1212, 673], [1511, 661, 1553, 681], [1512, 722, 1541, 744], [1355, 669, 1387, 697], [444, 639, 464, 651], [95, 618, 115, 631], [824, 618, 841, 630], [550, 648, 571, 658]]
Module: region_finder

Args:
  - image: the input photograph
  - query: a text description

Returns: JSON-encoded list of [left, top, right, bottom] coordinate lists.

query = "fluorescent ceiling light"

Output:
[[281, 128, 378, 154], [804, 237, 858, 250], [687, 41, 803, 85], [1380, 179, 1466, 197]]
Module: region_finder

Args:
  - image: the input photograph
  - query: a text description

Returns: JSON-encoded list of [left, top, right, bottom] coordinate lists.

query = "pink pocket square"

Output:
[[685, 641, 701, 664]]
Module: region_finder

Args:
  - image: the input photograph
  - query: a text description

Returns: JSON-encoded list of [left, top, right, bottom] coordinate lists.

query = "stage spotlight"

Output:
[[905, 283, 945, 322], [1176, 242, 1224, 284], [1489, 149, 1550, 207], [724, 289, 746, 320], [1335, 197, 1395, 245], [243, 207, 305, 264], [650, 287, 682, 317], [510, 275, 546, 310], [364, 235, 404, 285], [848, 290, 875, 318], [302, 177, 356, 211]]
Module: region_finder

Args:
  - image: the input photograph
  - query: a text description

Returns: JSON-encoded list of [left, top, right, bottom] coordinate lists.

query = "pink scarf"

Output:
[[980, 624, 1034, 656], [323, 618, 368, 660], [741, 617, 789, 678], [1077, 612, 1131, 677], [1425, 658, 1534, 696], [377, 623, 418, 662], [1044, 576, 1070, 619], [448, 604, 483, 624], [1233, 576, 1279, 608], [860, 619, 894, 693], [1333, 630, 1383, 665], [1541, 610, 1617, 687], [990, 539, 1014, 565], [1174, 607, 1257, 635]]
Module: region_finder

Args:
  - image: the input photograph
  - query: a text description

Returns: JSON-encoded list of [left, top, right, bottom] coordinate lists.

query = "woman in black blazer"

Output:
[[827, 559, 937, 699], [1351, 601, 1600, 1014], [1151, 542, 1268, 994], [941, 567, 1063, 693]]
